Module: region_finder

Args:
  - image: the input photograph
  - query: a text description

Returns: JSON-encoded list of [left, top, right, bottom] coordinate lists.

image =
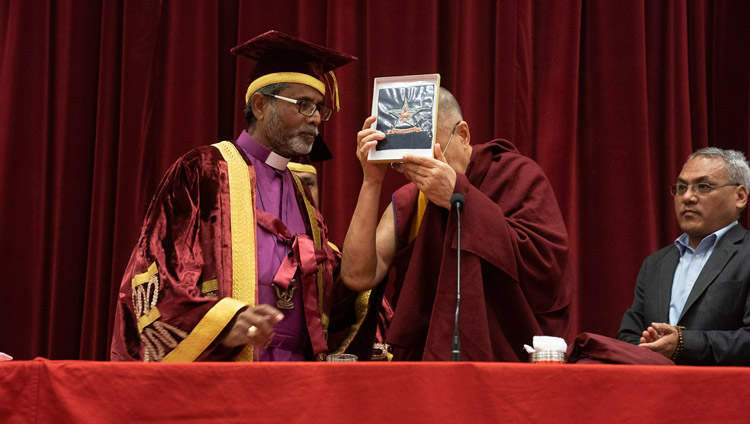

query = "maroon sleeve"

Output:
[[391, 183, 420, 248], [448, 150, 570, 313], [568, 332, 675, 365], [110, 149, 243, 362]]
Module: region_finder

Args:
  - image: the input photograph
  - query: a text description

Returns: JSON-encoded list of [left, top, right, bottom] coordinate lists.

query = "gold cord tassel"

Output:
[[327, 71, 341, 111]]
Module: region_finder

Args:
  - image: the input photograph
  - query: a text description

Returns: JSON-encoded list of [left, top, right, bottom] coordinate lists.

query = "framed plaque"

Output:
[[367, 74, 441, 162]]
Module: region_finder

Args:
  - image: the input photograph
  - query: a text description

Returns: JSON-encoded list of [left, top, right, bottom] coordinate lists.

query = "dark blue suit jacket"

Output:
[[617, 223, 750, 365]]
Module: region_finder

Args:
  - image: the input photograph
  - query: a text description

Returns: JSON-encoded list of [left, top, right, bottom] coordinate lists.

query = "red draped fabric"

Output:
[[1, 0, 748, 360], [1, 360, 749, 422]]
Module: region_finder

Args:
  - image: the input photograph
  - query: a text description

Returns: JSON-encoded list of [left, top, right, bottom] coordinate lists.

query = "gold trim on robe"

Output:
[[131, 262, 158, 288], [137, 307, 162, 333], [200, 278, 219, 296], [291, 173, 330, 334], [290, 177, 372, 356], [330, 290, 372, 355], [327, 241, 340, 253], [131, 262, 160, 326], [408, 191, 428, 243], [162, 297, 247, 362], [213, 141, 258, 362]]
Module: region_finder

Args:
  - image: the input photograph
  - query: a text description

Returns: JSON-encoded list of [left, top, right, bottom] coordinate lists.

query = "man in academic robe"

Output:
[[341, 89, 571, 361], [111, 31, 372, 362]]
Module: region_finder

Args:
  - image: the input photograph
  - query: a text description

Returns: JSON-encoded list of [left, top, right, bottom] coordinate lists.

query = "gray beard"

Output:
[[265, 109, 317, 156], [286, 133, 315, 155]]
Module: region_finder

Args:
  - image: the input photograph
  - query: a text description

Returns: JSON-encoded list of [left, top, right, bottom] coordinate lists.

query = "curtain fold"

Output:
[[1, 0, 748, 360]]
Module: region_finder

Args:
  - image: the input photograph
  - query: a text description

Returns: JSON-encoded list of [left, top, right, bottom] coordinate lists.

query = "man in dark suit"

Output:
[[618, 147, 750, 365]]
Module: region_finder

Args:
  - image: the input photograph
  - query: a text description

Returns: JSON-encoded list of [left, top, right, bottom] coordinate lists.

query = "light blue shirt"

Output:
[[669, 221, 738, 325]]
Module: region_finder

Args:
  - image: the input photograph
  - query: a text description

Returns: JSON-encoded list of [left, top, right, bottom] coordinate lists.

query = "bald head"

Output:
[[433, 87, 472, 174], [438, 88, 463, 122]]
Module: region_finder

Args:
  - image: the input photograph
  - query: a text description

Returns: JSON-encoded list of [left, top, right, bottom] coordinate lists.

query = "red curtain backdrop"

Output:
[[1, 0, 748, 360]]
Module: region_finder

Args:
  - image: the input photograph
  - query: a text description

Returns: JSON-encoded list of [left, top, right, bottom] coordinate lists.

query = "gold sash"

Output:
[[214, 141, 258, 362]]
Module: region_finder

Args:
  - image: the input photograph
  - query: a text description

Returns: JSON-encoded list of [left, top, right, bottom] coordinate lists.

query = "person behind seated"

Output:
[[288, 145, 395, 361], [287, 134, 334, 207], [617, 147, 750, 365], [341, 88, 571, 361]]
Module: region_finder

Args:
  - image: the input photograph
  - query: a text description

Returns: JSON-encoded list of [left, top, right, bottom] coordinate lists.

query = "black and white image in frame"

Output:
[[375, 84, 435, 151], [368, 74, 440, 162]]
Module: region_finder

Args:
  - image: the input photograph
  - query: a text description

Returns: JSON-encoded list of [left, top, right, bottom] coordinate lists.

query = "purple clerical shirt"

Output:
[[236, 131, 309, 361]]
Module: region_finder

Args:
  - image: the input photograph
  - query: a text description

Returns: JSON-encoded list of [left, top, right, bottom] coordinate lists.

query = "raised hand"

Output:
[[356, 116, 389, 185], [400, 143, 457, 209]]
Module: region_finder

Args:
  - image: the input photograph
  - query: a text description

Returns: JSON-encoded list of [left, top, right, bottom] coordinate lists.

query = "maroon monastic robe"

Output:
[[387, 139, 571, 361], [110, 141, 372, 362]]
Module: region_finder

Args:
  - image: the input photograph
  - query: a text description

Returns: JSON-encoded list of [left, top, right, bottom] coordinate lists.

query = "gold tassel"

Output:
[[328, 70, 341, 111]]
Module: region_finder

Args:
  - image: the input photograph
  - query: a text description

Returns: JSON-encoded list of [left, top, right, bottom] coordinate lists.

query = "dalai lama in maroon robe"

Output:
[[341, 88, 571, 361]]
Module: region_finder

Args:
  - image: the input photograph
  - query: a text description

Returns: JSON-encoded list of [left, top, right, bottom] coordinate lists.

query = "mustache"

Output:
[[296, 125, 318, 137]]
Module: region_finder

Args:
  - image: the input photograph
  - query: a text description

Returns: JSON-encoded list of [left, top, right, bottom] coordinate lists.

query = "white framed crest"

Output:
[[367, 74, 441, 163]]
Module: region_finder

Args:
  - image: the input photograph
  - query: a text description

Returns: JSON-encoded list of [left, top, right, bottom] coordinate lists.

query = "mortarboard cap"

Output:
[[307, 134, 333, 163], [231, 30, 357, 111]]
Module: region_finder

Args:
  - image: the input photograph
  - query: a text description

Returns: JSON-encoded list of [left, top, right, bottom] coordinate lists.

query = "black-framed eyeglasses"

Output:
[[267, 94, 332, 121], [669, 182, 741, 196]]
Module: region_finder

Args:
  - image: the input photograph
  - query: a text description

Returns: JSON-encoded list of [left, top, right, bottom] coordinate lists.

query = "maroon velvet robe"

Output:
[[387, 139, 571, 361], [110, 143, 370, 362]]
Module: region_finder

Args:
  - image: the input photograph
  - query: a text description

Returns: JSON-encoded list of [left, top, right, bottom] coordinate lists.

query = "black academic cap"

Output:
[[231, 30, 357, 108], [308, 135, 333, 162]]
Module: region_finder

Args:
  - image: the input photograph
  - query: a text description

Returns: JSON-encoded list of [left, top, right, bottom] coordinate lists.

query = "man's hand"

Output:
[[400, 144, 457, 209], [220, 304, 284, 349], [638, 322, 678, 359], [640, 324, 663, 343], [356, 116, 388, 185]]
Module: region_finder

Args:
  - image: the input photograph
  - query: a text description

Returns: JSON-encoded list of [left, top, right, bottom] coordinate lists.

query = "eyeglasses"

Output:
[[267, 94, 332, 121], [441, 121, 462, 154], [669, 182, 740, 196]]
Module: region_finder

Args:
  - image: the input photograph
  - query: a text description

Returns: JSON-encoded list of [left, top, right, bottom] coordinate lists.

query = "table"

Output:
[[1, 358, 747, 423]]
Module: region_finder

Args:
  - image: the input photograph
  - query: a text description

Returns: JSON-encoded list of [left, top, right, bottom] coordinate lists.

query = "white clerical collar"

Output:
[[236, 131, 291, 171], [265, 151, 290, 171]]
